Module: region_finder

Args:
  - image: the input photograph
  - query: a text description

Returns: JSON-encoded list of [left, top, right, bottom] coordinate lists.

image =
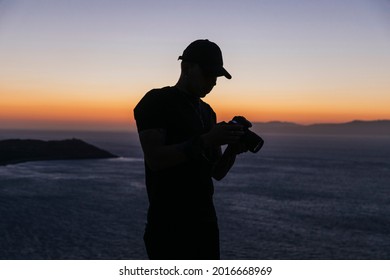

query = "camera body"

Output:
[[229, 116, 264, 153]]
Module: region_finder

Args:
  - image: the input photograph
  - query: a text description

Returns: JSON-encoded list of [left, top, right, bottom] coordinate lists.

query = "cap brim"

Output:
[[220, 67, 232, 79], [203, 65, 232, 79]]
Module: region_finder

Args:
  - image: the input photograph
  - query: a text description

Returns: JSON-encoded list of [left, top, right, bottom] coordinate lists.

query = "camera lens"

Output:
[[243, 130, 264, 153], [229, 116, 264, 153]]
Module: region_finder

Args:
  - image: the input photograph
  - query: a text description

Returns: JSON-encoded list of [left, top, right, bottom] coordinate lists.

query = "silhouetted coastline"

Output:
[[252, 120, 390, 136], [0, 138, 118, 166]]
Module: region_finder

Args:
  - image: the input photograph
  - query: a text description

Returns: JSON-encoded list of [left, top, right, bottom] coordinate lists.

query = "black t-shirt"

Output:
[[134, 86, 219, 225]]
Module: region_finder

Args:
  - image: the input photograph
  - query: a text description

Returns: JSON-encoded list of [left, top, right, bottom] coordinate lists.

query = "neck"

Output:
[[175, 79, 198, 99]]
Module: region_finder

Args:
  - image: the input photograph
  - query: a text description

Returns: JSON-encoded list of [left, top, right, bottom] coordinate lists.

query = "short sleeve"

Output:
[[133, 89, 167, 132]]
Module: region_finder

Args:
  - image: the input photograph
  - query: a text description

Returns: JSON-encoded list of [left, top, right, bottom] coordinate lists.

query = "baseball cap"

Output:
[[178, 39, 232, 79]]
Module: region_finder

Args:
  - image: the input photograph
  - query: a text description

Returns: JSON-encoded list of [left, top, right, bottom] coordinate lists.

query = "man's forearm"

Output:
[[212, 145, 236, 181], [144, 144, 188, 171], [141, 124, 243, 172], [144, 136, 205, 171]]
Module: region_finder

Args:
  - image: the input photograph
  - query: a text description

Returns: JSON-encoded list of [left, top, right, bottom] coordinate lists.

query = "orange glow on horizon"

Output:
[[2, 86, 390, 131], [2, 96, 390, 131]]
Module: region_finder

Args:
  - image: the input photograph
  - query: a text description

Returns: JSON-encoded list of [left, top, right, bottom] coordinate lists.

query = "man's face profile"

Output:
[[187, 63, 217, 98]]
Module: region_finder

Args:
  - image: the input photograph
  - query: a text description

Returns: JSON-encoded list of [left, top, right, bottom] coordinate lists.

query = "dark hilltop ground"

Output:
[[0, 138, 118, 166]]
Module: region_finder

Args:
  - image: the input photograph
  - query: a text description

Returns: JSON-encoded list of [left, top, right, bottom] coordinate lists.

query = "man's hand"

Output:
[[201, 122, 245, 147], [227, 142, 249, 155]]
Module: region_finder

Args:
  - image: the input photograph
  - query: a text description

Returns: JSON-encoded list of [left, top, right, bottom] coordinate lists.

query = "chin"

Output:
[[199, 92, 209, 98], [203, 88, 213, 96]]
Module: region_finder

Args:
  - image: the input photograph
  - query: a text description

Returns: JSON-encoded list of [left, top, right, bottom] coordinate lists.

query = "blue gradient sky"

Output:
[[1, 0, 389, 130]]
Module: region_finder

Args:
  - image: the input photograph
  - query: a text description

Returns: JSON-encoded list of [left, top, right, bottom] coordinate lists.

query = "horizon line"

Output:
[[1, 119, 390, 133], [256, 119, 390, 126]]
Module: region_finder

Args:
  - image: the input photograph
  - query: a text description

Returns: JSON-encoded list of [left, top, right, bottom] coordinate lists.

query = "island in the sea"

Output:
[[0, 138, 118, 166]]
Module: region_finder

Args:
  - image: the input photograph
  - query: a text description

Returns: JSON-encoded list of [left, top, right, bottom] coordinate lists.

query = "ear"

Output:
[[181, 61, 198, 76]]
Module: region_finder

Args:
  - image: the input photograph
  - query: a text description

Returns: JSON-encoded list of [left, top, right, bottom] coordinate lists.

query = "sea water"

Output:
[[0, 130, 389, 259]]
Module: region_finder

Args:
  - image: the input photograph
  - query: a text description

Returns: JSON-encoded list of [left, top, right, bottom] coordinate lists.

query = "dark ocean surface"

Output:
[[1, 130, 389, 259]]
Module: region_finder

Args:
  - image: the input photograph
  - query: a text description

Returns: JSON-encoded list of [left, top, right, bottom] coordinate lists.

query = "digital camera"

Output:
[[229, 116, 264, 153]]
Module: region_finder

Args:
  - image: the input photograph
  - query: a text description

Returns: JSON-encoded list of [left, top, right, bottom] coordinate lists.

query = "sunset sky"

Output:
[[1, 0, 390, 131]]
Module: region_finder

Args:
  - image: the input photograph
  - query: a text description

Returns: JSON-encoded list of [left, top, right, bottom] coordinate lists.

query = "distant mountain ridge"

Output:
[[0, 138, 118, 166], [252, 120, 390, 136]]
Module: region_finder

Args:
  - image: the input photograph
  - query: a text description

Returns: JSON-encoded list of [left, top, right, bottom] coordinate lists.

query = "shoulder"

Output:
[[134, 87, 175, 112], [146, 86, 176, 97], [133, 87, 178, 131], [137, 87, 173, 104]]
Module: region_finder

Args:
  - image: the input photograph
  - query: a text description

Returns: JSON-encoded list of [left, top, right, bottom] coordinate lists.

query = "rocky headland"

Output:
[[0, 138, 118, 166]]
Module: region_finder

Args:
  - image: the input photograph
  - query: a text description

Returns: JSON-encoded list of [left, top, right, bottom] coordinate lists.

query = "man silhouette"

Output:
[[134, 39, 247, 259]]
